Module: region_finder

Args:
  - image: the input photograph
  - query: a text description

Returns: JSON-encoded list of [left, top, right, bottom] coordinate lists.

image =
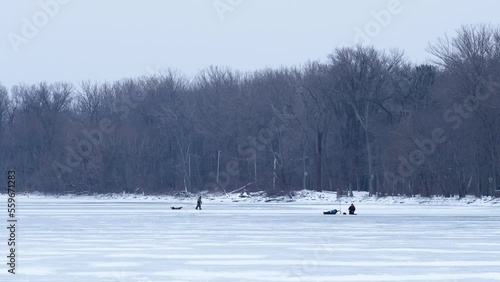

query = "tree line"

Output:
[[1, 24, 499, 197]]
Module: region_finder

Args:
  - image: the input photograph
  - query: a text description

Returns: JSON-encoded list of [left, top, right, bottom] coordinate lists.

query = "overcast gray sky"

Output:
[[1, 0, 500, 88]]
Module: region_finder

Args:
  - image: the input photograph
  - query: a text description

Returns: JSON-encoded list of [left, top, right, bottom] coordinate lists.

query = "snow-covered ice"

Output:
[[2, 192, 500, 281]]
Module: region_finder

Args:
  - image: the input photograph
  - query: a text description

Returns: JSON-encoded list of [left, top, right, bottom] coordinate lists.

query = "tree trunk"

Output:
[[364, 103, 374, 196], [315, 130, 323, 190]]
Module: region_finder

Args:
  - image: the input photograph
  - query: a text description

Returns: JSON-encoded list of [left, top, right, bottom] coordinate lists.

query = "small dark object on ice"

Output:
[[171, 207, 183, 210], [323, 209, 338, 215]]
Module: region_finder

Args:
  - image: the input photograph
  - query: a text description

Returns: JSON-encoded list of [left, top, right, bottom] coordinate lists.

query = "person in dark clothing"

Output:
[[195, 196, 202, 210], [348, 203, 356, 215]]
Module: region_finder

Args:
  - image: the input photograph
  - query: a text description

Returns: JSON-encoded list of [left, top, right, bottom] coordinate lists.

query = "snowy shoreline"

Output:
[[5, 195, 500, 281], [2, 190, 499, 206]]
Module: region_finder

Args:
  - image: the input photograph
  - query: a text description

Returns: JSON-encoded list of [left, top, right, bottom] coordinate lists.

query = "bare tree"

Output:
[[328, 46, 404, 195]]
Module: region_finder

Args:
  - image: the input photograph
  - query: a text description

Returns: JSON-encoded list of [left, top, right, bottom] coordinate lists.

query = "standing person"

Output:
[[195, 195, 202, 210], [348, 203, 356, 215]]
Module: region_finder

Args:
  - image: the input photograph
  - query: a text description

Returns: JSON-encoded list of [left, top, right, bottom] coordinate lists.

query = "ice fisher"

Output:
[[348, 203, 356, 215], [195, 195, 202, 210]]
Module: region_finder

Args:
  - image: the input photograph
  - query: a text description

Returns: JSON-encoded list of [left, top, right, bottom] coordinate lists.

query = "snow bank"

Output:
[[3, 190, 499, 206]]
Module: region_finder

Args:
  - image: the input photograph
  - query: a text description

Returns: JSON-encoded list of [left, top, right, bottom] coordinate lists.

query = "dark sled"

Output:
[[171, 207, 183, 210], [323, 210, 338, 215]]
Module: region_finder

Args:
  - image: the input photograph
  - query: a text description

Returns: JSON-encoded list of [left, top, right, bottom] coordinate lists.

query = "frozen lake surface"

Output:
[[4, 197, 500, 281]]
